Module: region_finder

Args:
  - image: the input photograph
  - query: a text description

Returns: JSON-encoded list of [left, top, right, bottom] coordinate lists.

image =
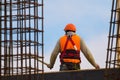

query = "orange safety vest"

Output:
[[59, 34, 81, 64]]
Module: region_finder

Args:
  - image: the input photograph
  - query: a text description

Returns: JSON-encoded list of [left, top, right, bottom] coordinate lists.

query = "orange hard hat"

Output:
[[64, 23, 76, 32]]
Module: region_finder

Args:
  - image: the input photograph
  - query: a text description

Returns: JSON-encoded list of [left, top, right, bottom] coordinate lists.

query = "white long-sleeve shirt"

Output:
[[49, 33, 98, 69]]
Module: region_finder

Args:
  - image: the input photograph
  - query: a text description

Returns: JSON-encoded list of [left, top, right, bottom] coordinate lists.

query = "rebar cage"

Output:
[[106, 0, 120, 69], [105, 0, 120, 80], [0, 0, 44, 80]]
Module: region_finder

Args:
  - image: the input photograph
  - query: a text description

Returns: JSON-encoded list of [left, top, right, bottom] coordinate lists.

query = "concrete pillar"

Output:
[[116, 0, 120, 67]]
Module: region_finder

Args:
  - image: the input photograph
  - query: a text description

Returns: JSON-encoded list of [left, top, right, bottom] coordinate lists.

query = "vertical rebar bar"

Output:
[[0, 1, 2, 79]]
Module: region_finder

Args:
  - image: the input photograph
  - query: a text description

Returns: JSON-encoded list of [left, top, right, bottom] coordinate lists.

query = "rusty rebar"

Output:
[[0, 0, 44, 80]]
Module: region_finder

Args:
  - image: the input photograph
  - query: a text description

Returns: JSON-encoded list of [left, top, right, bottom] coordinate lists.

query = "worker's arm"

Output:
[[47, 40, 60, 69], [80, 38, 100, 69]]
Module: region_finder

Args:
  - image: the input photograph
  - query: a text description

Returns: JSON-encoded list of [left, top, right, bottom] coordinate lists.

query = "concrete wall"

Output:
[[1, 68, 120, 80], [44, 68, 120, 80]]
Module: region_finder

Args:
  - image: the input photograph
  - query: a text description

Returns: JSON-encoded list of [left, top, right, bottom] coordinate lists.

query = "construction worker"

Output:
[[46, 23, 100, 71]]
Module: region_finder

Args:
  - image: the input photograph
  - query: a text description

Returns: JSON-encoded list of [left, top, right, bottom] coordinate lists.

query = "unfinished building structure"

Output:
[[105, 0, 120, 80], [0, 0, 120, 80], [106, 0, 120, 68], [0, 0, 44, 80]]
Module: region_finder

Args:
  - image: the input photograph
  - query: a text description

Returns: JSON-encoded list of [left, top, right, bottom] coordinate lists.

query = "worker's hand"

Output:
[[46, 64, 53, 69], [94, 64, 100, 69]]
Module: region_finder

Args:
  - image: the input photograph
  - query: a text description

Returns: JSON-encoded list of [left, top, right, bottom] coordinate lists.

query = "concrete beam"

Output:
[[1, 68, 120, 80], [44, 68, 120, 80]]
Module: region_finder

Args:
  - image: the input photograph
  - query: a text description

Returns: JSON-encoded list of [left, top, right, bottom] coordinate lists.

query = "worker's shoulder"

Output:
[[73, 34, 81, 39], [75, 34, 80, 37], [74, 34, 84, 42], [59, 34, 81, 39]]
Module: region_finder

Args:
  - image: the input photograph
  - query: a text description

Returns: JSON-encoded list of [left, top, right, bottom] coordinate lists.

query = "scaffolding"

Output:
[[0, 0, 44, 80], [105, 0, 120, 80]]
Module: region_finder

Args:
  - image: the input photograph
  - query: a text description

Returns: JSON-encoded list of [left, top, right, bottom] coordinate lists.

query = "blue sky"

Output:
[[44, 0, 112, 72]]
